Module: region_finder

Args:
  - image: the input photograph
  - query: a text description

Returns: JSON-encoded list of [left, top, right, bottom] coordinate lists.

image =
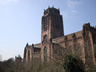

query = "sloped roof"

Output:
[[34, 45, 40, 48]]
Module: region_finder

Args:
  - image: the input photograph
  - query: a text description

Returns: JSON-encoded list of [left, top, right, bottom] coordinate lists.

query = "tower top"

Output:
[[41, 7, 64, 41], [44, 7, 60, 16]]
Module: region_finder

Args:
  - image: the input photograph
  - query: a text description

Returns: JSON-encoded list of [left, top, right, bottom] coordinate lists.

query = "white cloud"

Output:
[[68, 0, 80, 8], [71, 10, 77, 13], [67, 0, 81, 15], [71, 10, 77, 15]]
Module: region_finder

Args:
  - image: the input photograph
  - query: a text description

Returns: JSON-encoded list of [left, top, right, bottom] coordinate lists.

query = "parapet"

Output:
[[44, 7, 60, 15], [83, 23, 90, 31]]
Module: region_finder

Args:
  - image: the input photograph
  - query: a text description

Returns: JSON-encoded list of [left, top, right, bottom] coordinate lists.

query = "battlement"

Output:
[[44, 7, 60, 16], [83, 23, 90, 31], [83, 23, 96, 35]]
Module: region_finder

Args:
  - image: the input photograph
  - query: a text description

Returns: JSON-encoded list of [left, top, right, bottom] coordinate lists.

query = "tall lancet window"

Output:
[[44, 17, 48, 31], [55, 16, 59, 28], [28, 50, 30, 61], [44, 47, 47, 61]]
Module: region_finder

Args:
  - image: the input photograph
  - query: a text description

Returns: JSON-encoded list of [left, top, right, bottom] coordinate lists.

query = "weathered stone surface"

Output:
[[23, 7, 96, 66]]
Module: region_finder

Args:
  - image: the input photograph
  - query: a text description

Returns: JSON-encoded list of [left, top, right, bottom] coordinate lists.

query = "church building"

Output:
[[23, 7, 96, 65]]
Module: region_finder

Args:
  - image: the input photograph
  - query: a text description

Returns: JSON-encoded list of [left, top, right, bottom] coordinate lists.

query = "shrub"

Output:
[[63, 55, 85, 72]]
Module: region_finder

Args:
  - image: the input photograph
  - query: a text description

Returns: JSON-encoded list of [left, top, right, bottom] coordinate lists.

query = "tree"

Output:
[[63, 55, 85, 72]]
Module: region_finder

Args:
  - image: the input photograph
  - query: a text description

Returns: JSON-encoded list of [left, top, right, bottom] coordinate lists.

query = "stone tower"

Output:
[[41, 7, 64, 42], [41, 7, 64, 62]]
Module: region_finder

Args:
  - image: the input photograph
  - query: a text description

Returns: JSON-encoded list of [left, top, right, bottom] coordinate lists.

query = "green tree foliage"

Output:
[[63, 55, 85, 72]]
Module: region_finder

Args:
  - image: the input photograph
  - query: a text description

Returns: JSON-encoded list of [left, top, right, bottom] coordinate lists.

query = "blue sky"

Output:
[[0, 0, 96, 61]]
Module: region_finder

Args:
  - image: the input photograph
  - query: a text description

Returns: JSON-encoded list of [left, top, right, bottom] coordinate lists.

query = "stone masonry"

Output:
[[23, 7, 96, 65]]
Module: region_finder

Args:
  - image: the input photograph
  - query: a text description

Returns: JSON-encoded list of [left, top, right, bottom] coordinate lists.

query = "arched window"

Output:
[[43, 35, 47, 41], [44, 47, 47, 61]]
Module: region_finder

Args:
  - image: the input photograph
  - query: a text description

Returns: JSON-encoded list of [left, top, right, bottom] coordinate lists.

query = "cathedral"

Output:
[[23, 7, 96, 65]]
